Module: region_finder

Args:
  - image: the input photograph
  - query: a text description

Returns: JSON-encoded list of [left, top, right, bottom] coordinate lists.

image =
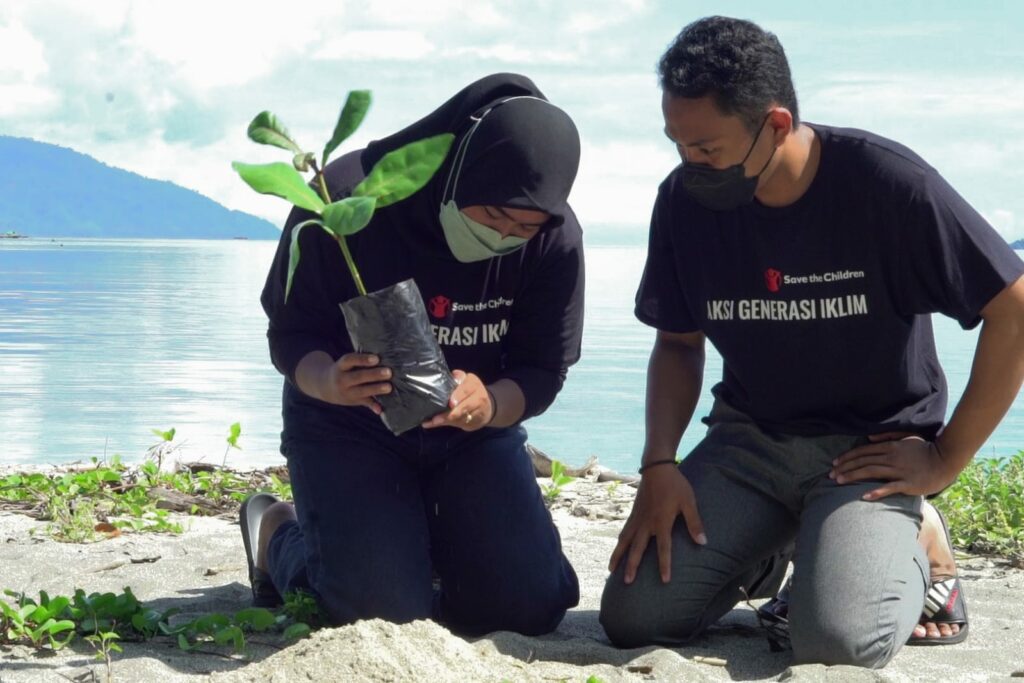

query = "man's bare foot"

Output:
[[256, 501, 297, 573], [915, 501, 960, 640]]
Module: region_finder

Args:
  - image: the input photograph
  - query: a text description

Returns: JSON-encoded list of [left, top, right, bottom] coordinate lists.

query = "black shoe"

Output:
[[239, 492, 284, 608]]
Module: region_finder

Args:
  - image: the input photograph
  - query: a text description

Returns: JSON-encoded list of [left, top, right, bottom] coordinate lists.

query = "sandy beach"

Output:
[[1, 464, 1022, 682]]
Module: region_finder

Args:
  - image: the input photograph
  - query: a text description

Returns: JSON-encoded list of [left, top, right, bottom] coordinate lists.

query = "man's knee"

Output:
[[599, 572, 704, 648], [791, 613, 899, 669]]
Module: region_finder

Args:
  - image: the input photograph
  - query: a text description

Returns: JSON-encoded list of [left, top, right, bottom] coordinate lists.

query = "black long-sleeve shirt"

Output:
[[261, 150, 585, 443]]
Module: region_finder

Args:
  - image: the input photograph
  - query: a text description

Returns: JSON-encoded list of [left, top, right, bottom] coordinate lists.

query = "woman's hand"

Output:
[[422, 370, 495, 431], [317, 353, 392, 414]]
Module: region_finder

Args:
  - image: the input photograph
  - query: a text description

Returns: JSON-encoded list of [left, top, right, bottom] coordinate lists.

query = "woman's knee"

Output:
[[313, 572, 433, 626], [445, 565, 578, 636]]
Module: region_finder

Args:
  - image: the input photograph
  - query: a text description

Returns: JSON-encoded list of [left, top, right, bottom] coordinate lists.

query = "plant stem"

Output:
[[336, 237, 367, 295], [310, 160, 367, 296]]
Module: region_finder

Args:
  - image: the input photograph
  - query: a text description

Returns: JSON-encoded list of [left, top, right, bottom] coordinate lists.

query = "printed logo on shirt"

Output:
[[431, 319, 510, 346], [427, 294, 514, 318], [428, 295, 451, 319], [425, 294, 515, 347], [706, 295, 869, 322], [762, 267, 867, 293]]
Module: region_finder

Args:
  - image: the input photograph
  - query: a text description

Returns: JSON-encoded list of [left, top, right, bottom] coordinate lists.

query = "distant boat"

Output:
[[1, 230, 27, 239], [232, 236, 250, 240]]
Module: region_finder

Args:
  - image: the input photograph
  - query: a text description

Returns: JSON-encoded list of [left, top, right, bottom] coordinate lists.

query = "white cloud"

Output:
[[0, 83, 60, 116], [805, 73, 1024, 121], [567, 0, 650, 34], [361, 0, 505, 27], [444, 44, 581, 66], [314, 31, 436, 61], [121, 1, 344, 90], [571, 139, 677, 226], [0, 19, 59, 115], [0, 20, 47, 80]]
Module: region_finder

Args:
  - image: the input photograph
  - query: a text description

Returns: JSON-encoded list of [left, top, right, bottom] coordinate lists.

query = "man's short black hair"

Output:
[[659, 16, 800, 133]]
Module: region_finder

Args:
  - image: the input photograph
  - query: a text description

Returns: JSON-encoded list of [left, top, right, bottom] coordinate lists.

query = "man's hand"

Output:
[[608, 465, 706, 585], [421, 370, 495, 431], [317, 353, 392, 414], [830, 433, 960, 499]]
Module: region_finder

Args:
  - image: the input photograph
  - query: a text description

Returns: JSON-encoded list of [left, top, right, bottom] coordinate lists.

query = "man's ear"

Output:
[[767, 107, 795, 146]]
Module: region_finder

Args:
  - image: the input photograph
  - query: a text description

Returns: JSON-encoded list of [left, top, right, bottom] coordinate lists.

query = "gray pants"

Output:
[[599, 401, 928, 668]]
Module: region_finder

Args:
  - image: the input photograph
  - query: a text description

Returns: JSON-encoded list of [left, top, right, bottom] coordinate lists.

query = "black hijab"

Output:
[[361, 73, 580, 230]]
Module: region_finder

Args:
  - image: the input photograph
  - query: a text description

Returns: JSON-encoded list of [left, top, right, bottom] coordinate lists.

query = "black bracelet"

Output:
[[485, 388, 498, 426], [638, 458, 678, 474]]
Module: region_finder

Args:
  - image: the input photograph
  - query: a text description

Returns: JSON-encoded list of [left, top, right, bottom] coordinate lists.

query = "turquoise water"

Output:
[[1, 238, 1022, 472]]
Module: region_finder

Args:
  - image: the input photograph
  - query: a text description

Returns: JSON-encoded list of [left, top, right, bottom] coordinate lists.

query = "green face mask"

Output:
[[437, 98, 544, 263], [438, 200, 528, 263]]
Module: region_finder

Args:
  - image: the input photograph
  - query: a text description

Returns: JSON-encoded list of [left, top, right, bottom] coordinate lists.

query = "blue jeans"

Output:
[[267, 424, 579, 636]]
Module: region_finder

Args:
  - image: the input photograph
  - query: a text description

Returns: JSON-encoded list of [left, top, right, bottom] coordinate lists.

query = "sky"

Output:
[[1, 0, 1022, 242]]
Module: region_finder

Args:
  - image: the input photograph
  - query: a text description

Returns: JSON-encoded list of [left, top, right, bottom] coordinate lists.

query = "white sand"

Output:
[[1, 473, 1021, 682]]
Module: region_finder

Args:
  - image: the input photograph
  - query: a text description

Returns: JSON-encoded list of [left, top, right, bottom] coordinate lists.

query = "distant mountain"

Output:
[[0, 136, 279, 239], [1013, 239, 1024, 249]]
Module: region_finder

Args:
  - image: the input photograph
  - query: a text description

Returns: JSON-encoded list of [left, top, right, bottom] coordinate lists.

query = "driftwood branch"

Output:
[[526, 444, 598, 478]]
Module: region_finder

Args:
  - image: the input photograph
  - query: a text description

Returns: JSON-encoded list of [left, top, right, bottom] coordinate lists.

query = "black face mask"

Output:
[[680, 116, 775, 211]]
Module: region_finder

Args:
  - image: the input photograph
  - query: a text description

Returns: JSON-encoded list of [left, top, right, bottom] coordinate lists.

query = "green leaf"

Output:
[[232, 162, 325, 214], [45, 619, 76, 636], [226, 422, 242, 450], [213, 624, 245, 651], [284, 219, 326, 303], [322, 90, 371, 166], [353, 133, 455, 208], [321, 196, 376, 238], [283, 622, 311, 640], [151, 427, 175, 442], [246, 111, 302, 154], [293, 151, 316, 172], [234, 607, 276, 631]]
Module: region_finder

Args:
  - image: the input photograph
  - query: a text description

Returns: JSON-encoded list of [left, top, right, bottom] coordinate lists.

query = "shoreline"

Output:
[[1, 459, 1023, 681]]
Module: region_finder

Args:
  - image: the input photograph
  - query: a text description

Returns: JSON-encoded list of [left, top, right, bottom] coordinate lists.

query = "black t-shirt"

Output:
[[262, 150, 585, 443], [636, 124, 1024, 437]]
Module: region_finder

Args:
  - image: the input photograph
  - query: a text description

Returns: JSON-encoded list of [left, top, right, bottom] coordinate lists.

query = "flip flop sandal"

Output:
[[908, 576, 969, 645], [239, 492, 284, 608], [756, 576, 791, 627], [908, 508, 969, 646]]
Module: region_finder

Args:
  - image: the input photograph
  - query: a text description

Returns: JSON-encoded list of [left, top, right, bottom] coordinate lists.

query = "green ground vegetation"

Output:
[[0, 429, 1021, 672], [934, 450, 1024, 562], [0, 454, 292, 542], [0, 584, 319, 656], [542, 459, 576, 501]]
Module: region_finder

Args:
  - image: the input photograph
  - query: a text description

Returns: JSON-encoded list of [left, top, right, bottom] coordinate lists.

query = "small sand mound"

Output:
[[211, 619, 634, 682]]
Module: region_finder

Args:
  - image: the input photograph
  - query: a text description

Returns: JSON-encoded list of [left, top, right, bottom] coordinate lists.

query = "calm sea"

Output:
[[1, 237, 1022, 472]]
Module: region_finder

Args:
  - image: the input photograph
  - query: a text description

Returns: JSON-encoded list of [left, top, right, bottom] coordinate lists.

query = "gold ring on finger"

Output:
[[465, 414, 474, 424]]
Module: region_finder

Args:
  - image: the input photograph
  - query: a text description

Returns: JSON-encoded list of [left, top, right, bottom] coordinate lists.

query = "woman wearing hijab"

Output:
[[243, 73, 584, 636]]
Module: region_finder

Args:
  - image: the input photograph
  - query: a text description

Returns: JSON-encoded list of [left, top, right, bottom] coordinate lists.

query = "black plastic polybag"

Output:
[[339, 278, 457, 435]]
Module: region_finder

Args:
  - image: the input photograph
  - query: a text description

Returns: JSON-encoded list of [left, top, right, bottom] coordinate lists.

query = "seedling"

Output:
[[223, 421, 242, 467], [542, 460, 576, 501], [233, 92, 454, 299]]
